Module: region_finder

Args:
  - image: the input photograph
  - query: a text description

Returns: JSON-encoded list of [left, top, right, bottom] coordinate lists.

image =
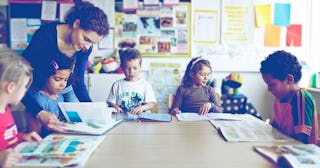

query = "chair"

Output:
[[317, 112, 320, 147], [10, 103, 28, 132], [168, 93, 175, 109]]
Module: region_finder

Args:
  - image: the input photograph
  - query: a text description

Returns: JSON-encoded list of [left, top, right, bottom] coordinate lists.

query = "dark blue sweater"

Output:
[[22, 23, 92, 116]]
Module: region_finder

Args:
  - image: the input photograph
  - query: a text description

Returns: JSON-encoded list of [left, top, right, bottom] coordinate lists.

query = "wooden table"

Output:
[[86, 118, 296, 168]]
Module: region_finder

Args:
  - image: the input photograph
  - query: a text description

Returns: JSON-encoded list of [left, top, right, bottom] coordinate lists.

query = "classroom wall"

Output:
[[91, 0, 317, 120]]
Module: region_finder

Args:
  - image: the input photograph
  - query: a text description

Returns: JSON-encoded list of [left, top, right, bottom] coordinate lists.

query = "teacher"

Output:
[[22, 1, 109, 132]]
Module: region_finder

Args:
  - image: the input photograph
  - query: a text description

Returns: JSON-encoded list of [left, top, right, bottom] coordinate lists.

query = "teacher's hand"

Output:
[[36, 110, 66, 132]]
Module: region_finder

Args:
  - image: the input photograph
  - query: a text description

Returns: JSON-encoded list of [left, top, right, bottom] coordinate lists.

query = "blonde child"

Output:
[[27, 55, 74, 137], [260, 50, 318, 144], [170, 57, 222, 115], [107, 48, 156, 115], [0, 49, 42, 167]]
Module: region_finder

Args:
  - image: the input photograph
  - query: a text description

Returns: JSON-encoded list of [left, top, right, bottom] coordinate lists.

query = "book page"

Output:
[[15, 134, 105, 167], [139, 113, 172, 122], [115, 112, 171, 122], [281, 144, 320, 168], [206, 113, 241, 121], [62, 119, 122, 135], [176, 113, 241, 121], [254, 144, 320, 168], [58, 102, 122, 135], [210, 114, 292, 142], [176, 113, 209, 121], [58, 102, 114, 125]]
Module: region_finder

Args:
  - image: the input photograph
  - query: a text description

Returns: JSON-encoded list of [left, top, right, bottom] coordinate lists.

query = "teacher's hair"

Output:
[[65, 1, 109, 36]]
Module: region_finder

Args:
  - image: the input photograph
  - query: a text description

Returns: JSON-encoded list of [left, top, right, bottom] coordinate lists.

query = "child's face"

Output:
[[262, 74, 291, 101], [43, 69, 71, 96], [191, 65, 212, 87], [10, 75, 31, 105], [123, 59, 141, 81]]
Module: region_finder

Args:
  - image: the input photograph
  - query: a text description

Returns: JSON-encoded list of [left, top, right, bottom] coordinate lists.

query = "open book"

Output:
[[14, 134, 104, 167], [176, 112, 241, 121], [209, 114, 292, 142], [117, 112, 172, 122], [58, 102, 122, 135], [254, 144, 320, 168]]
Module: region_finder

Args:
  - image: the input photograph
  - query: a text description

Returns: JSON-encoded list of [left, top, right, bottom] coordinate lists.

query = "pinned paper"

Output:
[[274, 3, 291, 26], [264, 24, 281, 47], [254, 4, 271, 28], [286, 24, 302, 47]]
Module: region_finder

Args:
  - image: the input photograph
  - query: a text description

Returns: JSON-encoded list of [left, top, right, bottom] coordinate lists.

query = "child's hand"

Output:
[[130, 106, 143, 115], [171, 108, 180, 114], [23, 131, 42, 142], [0, 148, 22, 168], [198, 103, 211, 115], [115, 106, 123, 114]]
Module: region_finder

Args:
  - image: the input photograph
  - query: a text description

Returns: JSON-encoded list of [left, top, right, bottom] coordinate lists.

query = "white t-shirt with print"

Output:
[[107, 78, 156, 113]]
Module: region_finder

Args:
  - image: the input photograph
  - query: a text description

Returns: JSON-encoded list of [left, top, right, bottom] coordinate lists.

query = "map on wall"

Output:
[[149, 62, 182, 113], [115, 2, 191, 57]]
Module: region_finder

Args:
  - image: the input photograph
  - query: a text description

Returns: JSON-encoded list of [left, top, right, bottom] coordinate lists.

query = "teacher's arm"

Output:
[[72, 49, 92, 102]]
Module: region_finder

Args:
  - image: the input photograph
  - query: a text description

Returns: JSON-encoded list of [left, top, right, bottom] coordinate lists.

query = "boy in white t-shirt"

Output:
[[107, 46, 156, 115]]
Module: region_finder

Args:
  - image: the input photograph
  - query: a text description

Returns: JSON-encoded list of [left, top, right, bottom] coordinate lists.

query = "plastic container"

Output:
[[102, 59, 119, 72]]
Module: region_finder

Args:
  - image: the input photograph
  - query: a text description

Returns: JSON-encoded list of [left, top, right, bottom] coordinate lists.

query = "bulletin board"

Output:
[[114, 1, 191, 57], [192, 0, 310, 72]]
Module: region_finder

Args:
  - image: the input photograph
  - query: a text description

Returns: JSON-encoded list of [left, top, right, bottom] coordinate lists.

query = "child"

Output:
[[27, 55, 74, 137], [170, 57, 222, 115], [107, 48, 156, 115], [0, 49, 42, 167], [260, 50, 319, 144]]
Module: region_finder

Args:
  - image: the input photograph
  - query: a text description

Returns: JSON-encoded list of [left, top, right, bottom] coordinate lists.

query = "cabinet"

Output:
[[85, 73, 124, 102], [85, 72, 149, 102]]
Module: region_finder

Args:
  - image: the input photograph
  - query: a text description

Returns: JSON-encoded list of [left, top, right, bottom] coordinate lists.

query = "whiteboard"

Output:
[[192, 0, 310, 72]]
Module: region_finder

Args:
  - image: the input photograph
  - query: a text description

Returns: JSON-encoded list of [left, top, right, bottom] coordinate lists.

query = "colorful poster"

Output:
[[115, 2, 190, 57]]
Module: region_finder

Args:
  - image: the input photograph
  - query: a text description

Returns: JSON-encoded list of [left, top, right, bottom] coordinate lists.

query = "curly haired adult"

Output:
[[22, 1, 110, 134]]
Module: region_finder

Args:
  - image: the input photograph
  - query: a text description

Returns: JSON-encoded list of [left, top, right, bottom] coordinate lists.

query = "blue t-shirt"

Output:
[[32, 90, 64, 119], [32, 90, 65, 137]]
